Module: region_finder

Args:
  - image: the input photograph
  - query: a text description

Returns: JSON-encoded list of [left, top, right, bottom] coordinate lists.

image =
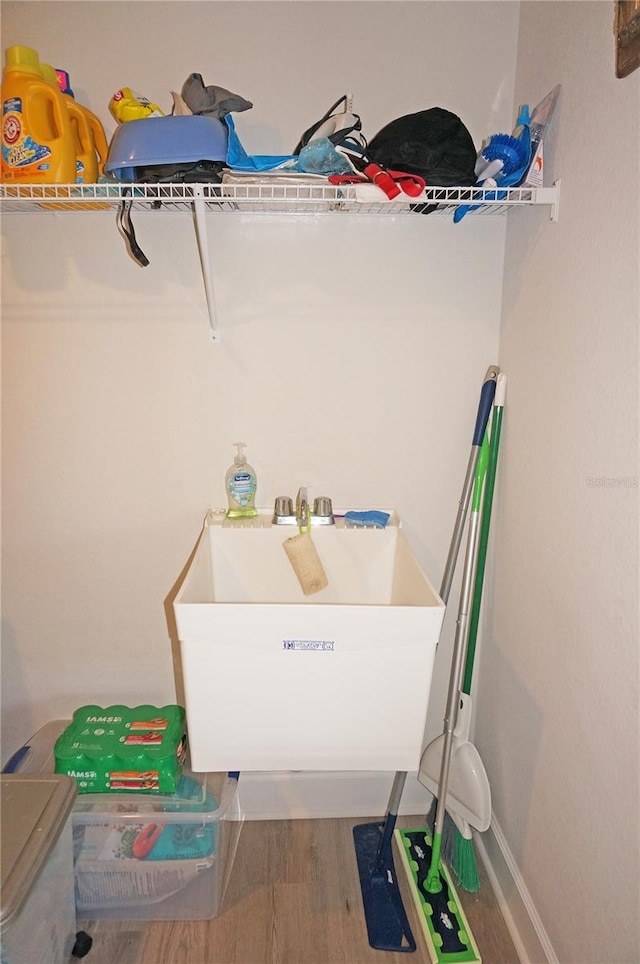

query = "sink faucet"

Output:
[[296, 487, 309, 529], [272, 490, 334, 526]]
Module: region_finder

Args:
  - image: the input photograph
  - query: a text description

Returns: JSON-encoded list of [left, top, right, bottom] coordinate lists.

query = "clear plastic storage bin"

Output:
[[8, 721, 242, 921], [1, 774, 78, 963]]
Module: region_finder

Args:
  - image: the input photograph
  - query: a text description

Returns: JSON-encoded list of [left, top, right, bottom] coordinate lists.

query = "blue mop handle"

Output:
[[440, 366, 498, 605], [472, 370, 498, 447]]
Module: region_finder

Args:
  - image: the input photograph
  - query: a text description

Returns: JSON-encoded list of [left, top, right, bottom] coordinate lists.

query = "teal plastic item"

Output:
[[98, 775, 219, 862], [165, 774, 219, 813], [142, 773, 221, 860], [297, 137, 353, 175], [134, 807, 217, 861], [224, 114, 297, 172]]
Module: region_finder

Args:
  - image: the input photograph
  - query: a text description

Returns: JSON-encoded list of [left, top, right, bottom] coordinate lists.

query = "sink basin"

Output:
[[174, 512, 445, 772]]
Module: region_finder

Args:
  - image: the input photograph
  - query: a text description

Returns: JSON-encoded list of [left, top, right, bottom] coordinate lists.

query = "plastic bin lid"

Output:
[[0, 774, 77, 927]]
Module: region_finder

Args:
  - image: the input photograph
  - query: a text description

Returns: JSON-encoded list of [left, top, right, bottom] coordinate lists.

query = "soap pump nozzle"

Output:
[[233, 442, 247, 466]]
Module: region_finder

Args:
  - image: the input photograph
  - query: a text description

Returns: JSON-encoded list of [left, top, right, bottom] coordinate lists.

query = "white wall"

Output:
[[474, 3, 640, 963], [1, 2, 517, 760]]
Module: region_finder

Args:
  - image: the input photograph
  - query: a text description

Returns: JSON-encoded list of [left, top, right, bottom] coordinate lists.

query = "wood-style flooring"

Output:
[[78, 816, 520, 964]]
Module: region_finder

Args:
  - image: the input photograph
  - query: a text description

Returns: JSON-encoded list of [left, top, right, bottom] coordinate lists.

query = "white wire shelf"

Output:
[[1, 180, 560, 343], [0, 181, 560, 219]]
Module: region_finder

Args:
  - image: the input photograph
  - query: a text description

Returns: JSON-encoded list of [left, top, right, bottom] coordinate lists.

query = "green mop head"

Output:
[[395, 826, 481, 964]]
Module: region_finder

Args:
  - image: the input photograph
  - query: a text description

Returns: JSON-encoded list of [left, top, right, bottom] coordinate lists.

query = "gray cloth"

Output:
[[181, 73, 252, 120]]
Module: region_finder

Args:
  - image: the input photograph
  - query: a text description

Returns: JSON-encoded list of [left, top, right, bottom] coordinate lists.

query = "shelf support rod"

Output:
[[192, 188, 220, 342]]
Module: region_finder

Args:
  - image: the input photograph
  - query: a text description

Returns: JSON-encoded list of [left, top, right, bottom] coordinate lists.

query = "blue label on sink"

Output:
[[283, 640, 334, 652]]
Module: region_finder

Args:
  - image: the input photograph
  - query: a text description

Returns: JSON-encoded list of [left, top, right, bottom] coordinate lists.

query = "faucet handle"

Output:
[[274, 496, 294, 519], [313, 496, 334, 520]]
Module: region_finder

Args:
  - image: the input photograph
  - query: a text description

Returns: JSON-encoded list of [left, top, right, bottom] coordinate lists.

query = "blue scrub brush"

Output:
[[454, 106, 532, 222], [479, 132, 530, 183]]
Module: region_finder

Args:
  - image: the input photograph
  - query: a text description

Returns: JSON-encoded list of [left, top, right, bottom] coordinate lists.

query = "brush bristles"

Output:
[[426, 798, 457, 869], [426, 796, 481, 893], [441, 813, 458, 868], [453, 832, 481, 893]]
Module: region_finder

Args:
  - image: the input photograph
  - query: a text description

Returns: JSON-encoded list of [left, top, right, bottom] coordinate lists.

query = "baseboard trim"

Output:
[[475, 818, 558, 964], [237, 770, 432, 820]]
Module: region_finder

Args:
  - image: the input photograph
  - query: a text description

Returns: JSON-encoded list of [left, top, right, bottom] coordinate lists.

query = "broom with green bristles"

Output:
[[425, 372, 506, 893], [395, 423, 490, 964]]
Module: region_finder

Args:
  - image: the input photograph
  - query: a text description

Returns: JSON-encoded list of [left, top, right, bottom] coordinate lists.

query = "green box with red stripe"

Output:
[[54, 704, 187, 793]]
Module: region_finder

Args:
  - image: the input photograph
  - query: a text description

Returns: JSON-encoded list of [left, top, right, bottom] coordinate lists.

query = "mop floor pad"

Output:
[[395, 827, 481, 964], [353, 822, 416, 952]]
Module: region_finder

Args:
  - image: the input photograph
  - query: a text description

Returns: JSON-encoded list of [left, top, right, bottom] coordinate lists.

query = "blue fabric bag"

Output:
[[224, 115, 297, 172]]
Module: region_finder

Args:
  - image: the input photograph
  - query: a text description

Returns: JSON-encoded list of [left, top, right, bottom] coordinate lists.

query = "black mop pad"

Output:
[[395, 827, 481, 963]]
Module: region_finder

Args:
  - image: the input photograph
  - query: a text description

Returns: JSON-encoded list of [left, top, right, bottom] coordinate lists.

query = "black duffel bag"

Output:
[[366, 107, 477, 187]]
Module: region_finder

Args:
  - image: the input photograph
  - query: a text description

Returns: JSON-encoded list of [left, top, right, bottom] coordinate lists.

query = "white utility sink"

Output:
[[174, 512, 445, 773]]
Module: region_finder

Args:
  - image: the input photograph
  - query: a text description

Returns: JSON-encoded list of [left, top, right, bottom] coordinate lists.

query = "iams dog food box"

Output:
[[54, 705, 186, 794]]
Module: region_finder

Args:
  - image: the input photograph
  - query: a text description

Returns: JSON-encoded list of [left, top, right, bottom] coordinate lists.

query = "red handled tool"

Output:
[[329, 166, 425, 198]]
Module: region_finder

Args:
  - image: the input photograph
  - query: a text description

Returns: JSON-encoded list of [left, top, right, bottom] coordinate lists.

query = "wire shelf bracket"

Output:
[[192, 187, 219, 342]]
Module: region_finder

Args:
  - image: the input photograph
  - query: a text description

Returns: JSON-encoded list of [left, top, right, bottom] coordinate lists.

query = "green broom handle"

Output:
[[462, 373, 506, 696]]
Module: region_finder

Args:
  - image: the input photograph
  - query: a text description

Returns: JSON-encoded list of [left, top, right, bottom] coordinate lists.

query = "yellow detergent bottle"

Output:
[[41, 63, 108, 182], [66, 98, 99, 181], [1, 45, 76, 184]]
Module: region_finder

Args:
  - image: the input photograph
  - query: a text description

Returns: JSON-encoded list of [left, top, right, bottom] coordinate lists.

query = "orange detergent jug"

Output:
[[1, 45, 76, 183], [73, 102, 108, 180], [41, 63, 108, 183]]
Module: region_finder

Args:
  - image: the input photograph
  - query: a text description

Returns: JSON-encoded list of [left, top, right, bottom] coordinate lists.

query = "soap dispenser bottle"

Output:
[[225, 442, 258, 518]]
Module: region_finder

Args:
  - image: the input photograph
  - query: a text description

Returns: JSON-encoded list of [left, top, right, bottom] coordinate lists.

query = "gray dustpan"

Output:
[[418, 690, 491, 834]]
